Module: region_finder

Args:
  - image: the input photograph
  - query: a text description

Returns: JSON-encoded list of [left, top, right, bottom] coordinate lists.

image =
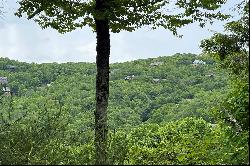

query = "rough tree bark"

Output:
[[94, 0, 110, 165]]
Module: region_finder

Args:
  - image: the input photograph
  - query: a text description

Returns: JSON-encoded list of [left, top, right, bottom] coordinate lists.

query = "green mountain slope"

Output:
[[2, 53, 247, 165], [0, 53, 229, 127]]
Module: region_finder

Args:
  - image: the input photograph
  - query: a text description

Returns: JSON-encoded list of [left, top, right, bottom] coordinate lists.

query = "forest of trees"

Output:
[[0, 52, 248, 164], [14, 0, 231, 163], [0, 0, 249, 165]]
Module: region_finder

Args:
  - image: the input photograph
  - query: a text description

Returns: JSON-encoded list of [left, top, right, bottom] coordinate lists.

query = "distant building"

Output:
[[152, 78, 167, 83], [205, 74, 215, 78], [152, 78, 160, 83], [2, 87, 10, 92], [45, 81, 54, 87], [125, 75, 135, 80], [192, 60, 206, 65], [150, 61, 163, 67], [6, 65, 17, 71], [2, 87, 11, 96], [0, 77, 8, 85]]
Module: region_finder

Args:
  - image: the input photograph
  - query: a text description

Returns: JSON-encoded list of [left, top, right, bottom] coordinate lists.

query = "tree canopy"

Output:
[[201, 0, 249, 61], [15, 0, 228, 34], [200, 0, 249, 135]]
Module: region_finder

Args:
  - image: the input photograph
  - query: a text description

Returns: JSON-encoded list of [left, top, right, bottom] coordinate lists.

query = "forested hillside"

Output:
[[1, 53, 248, 165], [0, 53, 228, 126]]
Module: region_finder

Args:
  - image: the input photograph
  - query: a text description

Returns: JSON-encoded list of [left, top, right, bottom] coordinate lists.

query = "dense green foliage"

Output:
[[201, 0, 249, 133], [15, 0, 230, 164], [0, 53, 248, 164], [15, 0, 228, 34], [200, 1, 249, 164]]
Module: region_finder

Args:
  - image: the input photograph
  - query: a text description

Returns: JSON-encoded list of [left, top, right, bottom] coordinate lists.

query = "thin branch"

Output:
[[28, 8, 42, 19]]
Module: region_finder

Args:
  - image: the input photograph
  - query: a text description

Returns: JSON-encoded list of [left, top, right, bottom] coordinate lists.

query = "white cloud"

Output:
[[0, 23, 29, 60], [75, 41, 96, 61], [0, 0, 240, 64]]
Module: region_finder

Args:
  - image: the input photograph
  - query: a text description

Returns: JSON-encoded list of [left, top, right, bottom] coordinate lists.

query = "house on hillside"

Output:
[[152, 78, 160, 83], [0, 77, 8, 85], [124, 75, 135, 81], [6, 65, 17, 71], [152, 78, 167, 83], [2, 87, 11, 96], [205, 73, 215, 78], [2, 87, 11, 93], [150, 61, 163, 67], [192, 60, 206, 65]]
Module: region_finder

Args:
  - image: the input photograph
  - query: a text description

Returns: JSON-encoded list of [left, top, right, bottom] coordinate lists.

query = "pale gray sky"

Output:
[[0, 0, 239, 64]]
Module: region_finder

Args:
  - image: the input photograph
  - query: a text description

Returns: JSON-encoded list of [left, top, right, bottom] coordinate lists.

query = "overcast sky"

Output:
[[0, 0, 239, 64]]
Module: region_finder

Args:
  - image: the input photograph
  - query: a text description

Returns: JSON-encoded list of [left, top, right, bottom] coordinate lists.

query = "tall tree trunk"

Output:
[[94, 0, 110, 165]]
